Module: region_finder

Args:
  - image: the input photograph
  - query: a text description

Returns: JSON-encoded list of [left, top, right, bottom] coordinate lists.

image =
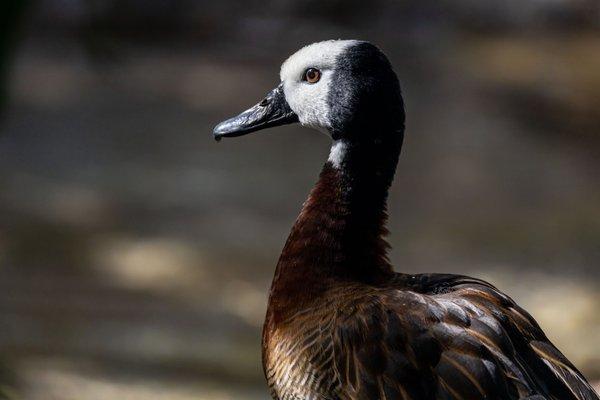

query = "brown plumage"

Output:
[[213, 40, 599, 400], [262, 163, 598, 400]]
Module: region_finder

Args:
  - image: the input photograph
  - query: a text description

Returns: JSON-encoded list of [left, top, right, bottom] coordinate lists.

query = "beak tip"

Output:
[[213, 122, 229, 141]]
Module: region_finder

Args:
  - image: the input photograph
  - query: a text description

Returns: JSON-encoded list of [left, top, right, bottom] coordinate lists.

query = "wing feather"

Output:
[[330, 275, 599, 400]]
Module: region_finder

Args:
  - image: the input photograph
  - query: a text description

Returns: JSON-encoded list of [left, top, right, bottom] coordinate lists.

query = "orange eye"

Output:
[[303, 68, 321, 84]]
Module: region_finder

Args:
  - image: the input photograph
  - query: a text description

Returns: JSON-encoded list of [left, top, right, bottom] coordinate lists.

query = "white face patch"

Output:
[[280, 40, 358, 133]]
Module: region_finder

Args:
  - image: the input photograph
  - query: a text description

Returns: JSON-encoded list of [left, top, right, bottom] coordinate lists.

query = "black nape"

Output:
[[327, 41, 405, 144]]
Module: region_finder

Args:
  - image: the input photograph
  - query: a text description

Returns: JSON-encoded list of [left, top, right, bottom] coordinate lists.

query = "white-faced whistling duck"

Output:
[[213, 40, 599, 400]]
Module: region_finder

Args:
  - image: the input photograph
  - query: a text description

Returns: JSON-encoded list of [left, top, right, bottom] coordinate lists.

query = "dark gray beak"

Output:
[[213, 84, 298, 141]]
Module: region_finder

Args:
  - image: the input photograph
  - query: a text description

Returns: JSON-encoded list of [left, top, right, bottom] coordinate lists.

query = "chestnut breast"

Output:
[[263, 296, 341, 400]]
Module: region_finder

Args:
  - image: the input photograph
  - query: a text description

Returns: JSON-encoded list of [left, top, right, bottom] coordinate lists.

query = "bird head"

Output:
[[213, 40, 404, 148]]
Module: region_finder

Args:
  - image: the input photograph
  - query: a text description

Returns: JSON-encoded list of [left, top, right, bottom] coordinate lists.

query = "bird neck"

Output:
[[268, 134, 402, 320]]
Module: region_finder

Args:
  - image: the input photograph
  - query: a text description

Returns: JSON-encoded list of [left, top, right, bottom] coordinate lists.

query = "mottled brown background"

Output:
[[0, 1, 599, 398]]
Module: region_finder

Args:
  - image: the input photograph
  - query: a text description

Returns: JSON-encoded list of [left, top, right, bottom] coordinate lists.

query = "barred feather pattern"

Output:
[[263, 277, 599, 400], [264, 302, 341, 400]]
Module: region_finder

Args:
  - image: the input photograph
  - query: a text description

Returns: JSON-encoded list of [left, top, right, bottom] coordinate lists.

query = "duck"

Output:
[[213, 40, 599, 400]]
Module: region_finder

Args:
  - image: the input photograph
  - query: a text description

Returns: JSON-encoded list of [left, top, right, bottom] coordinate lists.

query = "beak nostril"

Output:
[[259, 98, 270, 107]]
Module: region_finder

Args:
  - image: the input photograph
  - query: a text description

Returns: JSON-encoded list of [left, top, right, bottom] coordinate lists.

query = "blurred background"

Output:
[[0, 0, 599, 398]]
